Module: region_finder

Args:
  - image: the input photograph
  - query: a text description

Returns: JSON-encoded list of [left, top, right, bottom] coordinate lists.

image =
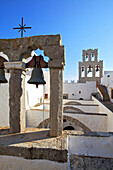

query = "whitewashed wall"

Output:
[[64, 105, 99, 113], [68, 135, 113, 158], [63, 81, 97, 100], [92, 96, 113, 132], [101, 71, 113, 103], [0, 73, 9, 127], [64, 113, 107, 132], [44, 70, 50, 99], [0, 156, 68, 170], [25, 74, 44, 109], [26, 109, 49, 127], [25, 70, 50, 109]]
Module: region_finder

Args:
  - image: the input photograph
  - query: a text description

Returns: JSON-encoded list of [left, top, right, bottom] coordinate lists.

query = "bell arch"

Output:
[[37, 115, 91, 132]]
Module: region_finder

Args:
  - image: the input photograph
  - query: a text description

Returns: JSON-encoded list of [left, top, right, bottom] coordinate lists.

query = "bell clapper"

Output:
[[36, 84, 38, 88]]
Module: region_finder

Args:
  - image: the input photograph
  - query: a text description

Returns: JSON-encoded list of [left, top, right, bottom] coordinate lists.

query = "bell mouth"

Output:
[[27, 81, 46, 85]]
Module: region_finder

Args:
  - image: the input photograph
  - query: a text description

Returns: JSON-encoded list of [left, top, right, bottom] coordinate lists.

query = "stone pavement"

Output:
[[0, 127, 67, 162]]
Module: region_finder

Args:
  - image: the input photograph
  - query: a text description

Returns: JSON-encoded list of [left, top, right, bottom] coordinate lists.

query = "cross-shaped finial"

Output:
[[13, 17, 32, 37]]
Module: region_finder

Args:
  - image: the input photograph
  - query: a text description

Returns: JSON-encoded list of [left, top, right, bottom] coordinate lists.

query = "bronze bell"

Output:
[[0, 68, 8, 83], [27, 68, 46, 88], [87, 66, 92, 73], [96, 65, 99, 72]]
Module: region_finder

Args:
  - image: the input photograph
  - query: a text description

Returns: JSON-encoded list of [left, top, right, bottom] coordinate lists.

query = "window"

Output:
[[63, 94, 68, 99], [45, 93, 48, 99], [111, 89, 113, 99], [79, 91, 81, 94]]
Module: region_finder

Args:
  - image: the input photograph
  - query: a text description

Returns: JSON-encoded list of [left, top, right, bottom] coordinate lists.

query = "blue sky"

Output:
[[0, 0, 113, 81]]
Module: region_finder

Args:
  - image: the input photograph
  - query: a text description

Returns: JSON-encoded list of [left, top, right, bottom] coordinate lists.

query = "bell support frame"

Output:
[[0, 34, 65, 137]]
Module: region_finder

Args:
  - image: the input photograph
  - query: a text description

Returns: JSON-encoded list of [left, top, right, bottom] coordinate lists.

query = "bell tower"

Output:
[[79, 49, 103, 83]]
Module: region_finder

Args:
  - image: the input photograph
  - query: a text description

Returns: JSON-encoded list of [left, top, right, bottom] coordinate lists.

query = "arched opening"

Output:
[[25, 48, 50, 130], [63, 126, 74, 130], [79, 98, 83, 100], [37, 116, 91, 132], [0, 53, 9, 128]]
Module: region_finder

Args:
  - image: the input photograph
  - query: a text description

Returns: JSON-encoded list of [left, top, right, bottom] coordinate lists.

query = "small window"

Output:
[[45, 93, 48, 99], [63, 94, 68, 99], [72, 94, 74, 96], [111, 89, 113, 99], [79, 91, 81, 94]]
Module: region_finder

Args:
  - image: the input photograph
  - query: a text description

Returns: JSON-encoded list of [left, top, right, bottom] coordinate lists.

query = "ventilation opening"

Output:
[[63, 126, 75, 130]]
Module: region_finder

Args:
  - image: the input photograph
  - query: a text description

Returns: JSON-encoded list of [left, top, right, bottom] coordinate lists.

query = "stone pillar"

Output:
[[93, 65, 95, 77], [89, 53, 91, 61], [5, 62, 26, 133], [85, 66, 87, 78], [50, 68, 63, 137], [9, 70, 26, 133], [79, 62, 81, 81]]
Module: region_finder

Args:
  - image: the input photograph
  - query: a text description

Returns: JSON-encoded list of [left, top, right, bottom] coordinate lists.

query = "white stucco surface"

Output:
[[68, 135, 113, 158], [0, 73, 9, 127], [25, 75, 44, 108], [64, 113, 107, 132], [26, 109, 49, 127], [64, 105, 99, 113], [92, 96, 113, 132], [0, 156, 68, 170], [101, 71, 113, 103], [63, 81, 96, 100]]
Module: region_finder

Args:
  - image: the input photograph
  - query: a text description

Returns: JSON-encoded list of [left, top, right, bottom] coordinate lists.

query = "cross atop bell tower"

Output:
[[13, 17, 32, 37]]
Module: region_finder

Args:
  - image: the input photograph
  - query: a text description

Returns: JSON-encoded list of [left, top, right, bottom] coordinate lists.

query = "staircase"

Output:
[[96, 81, 110, 101], [99, 85, 110, 101]]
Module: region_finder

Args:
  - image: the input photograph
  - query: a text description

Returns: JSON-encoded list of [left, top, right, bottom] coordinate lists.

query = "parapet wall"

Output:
[[68, 132, 113, 170]]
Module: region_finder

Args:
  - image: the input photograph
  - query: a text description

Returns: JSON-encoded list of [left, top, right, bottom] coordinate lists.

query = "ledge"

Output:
[[0, 128, 112, 162], [0, 128, 67, 162]]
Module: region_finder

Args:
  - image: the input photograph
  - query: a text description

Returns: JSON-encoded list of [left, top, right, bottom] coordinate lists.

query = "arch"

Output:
[[0, 52, 9, 61], [37, 115, 91, 132], [38, 118, 50, 128], [63, 106, 84, 113], [64, 101, 81, 105]]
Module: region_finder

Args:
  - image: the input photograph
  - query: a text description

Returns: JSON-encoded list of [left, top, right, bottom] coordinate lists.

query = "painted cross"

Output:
[[13, 17, 31, 37]]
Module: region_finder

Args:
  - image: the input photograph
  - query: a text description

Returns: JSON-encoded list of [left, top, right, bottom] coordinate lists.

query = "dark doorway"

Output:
[[63, 126, 74, 130]]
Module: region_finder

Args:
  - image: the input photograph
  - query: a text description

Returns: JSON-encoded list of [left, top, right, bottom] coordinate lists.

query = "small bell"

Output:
[[92, 53, 94, 57], [27, 68, 46, 88], [81, 67, 84, 72], [0, 68, 8, 83], [86, 53, 88, 58], [88, 66, 92, 73], [96, 65, 99, 72]]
